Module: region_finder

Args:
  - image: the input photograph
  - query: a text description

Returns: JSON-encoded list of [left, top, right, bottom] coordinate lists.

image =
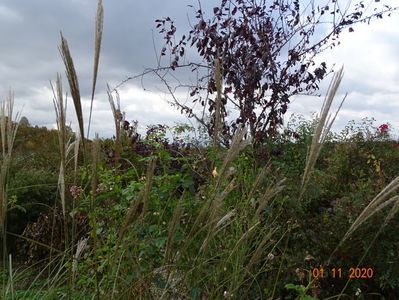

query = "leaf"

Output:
[[154, 236, 167, 248], [232, 6, 237, 15]]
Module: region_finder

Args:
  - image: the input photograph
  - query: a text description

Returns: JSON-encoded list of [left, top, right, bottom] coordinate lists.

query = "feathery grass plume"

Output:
[[215, 209, 236, 229], [246, 164, 271, 201], [247, 227, 278, 269], [200, 178, 236, 252], [335, 176, 399, 251], [51, 75, 68, 217], [0, 91, 20, 236], [334, 196, 399, 299], [59, 33, 85, 150], [213, 55, 222, 148], [218, 125, 250, 181], [51, 76, 75, 285], [107, 85, 122, 165], [300, 66, 345, 200], [255, 178, 286, 217], [227, 221, 260, 261], [87, 0, 104, 139], [187, 126, 248, 243], [0, 92, 20, 298], [72, 237, 88, 281]]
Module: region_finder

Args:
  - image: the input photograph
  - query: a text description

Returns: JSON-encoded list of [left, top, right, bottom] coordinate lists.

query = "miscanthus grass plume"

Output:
[[0, 91, 20, 299], [300, 66, 346, 200], [0, 92, 20, 236]]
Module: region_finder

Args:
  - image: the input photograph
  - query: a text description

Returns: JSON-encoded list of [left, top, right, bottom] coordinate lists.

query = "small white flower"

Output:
[[267, 253, 275, 260], [223, 291, 231, 298]]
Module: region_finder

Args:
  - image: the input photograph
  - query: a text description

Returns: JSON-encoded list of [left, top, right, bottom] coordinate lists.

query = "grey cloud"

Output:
[[1, 1, 399, 140]]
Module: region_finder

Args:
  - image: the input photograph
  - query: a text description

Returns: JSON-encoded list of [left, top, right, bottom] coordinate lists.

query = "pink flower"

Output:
[[378, 123, 388, 134], [70, 185, 83, 199]]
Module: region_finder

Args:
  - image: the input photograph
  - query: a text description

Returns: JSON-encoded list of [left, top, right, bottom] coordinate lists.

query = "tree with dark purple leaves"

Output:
[[153, 0, 397, 146]]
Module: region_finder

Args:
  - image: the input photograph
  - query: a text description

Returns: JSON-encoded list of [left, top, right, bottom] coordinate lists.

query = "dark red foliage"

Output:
[[155, 0, 397, 146]]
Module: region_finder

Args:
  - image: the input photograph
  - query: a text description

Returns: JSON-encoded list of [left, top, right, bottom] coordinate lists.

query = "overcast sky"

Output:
[[1, 0, 399, 140]]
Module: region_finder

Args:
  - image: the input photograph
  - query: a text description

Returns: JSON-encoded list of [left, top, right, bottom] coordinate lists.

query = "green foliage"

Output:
[[7, 169, 57, 253], [285, 283, 318, 300], [10, 116, 399, 299]]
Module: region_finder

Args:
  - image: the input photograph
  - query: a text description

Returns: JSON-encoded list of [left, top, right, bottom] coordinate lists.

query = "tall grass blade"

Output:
[[247, 228, 278, 269], [142, 157, 157, 217], [0, 91, 20, 235], [0, 91, 20, 299], [8, 254, 14, 298], [213, 55, 222, 148], [91, 134, 100, 207], [73, 132, 80, 184], [87, 0, 104, 139], [165, 194, 183, 265], [107, 85, 122, 165], [51, 75, 67, 217]]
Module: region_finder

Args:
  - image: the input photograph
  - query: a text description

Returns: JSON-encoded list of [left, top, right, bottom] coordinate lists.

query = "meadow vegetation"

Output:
[[2, 1, 399, 299]]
